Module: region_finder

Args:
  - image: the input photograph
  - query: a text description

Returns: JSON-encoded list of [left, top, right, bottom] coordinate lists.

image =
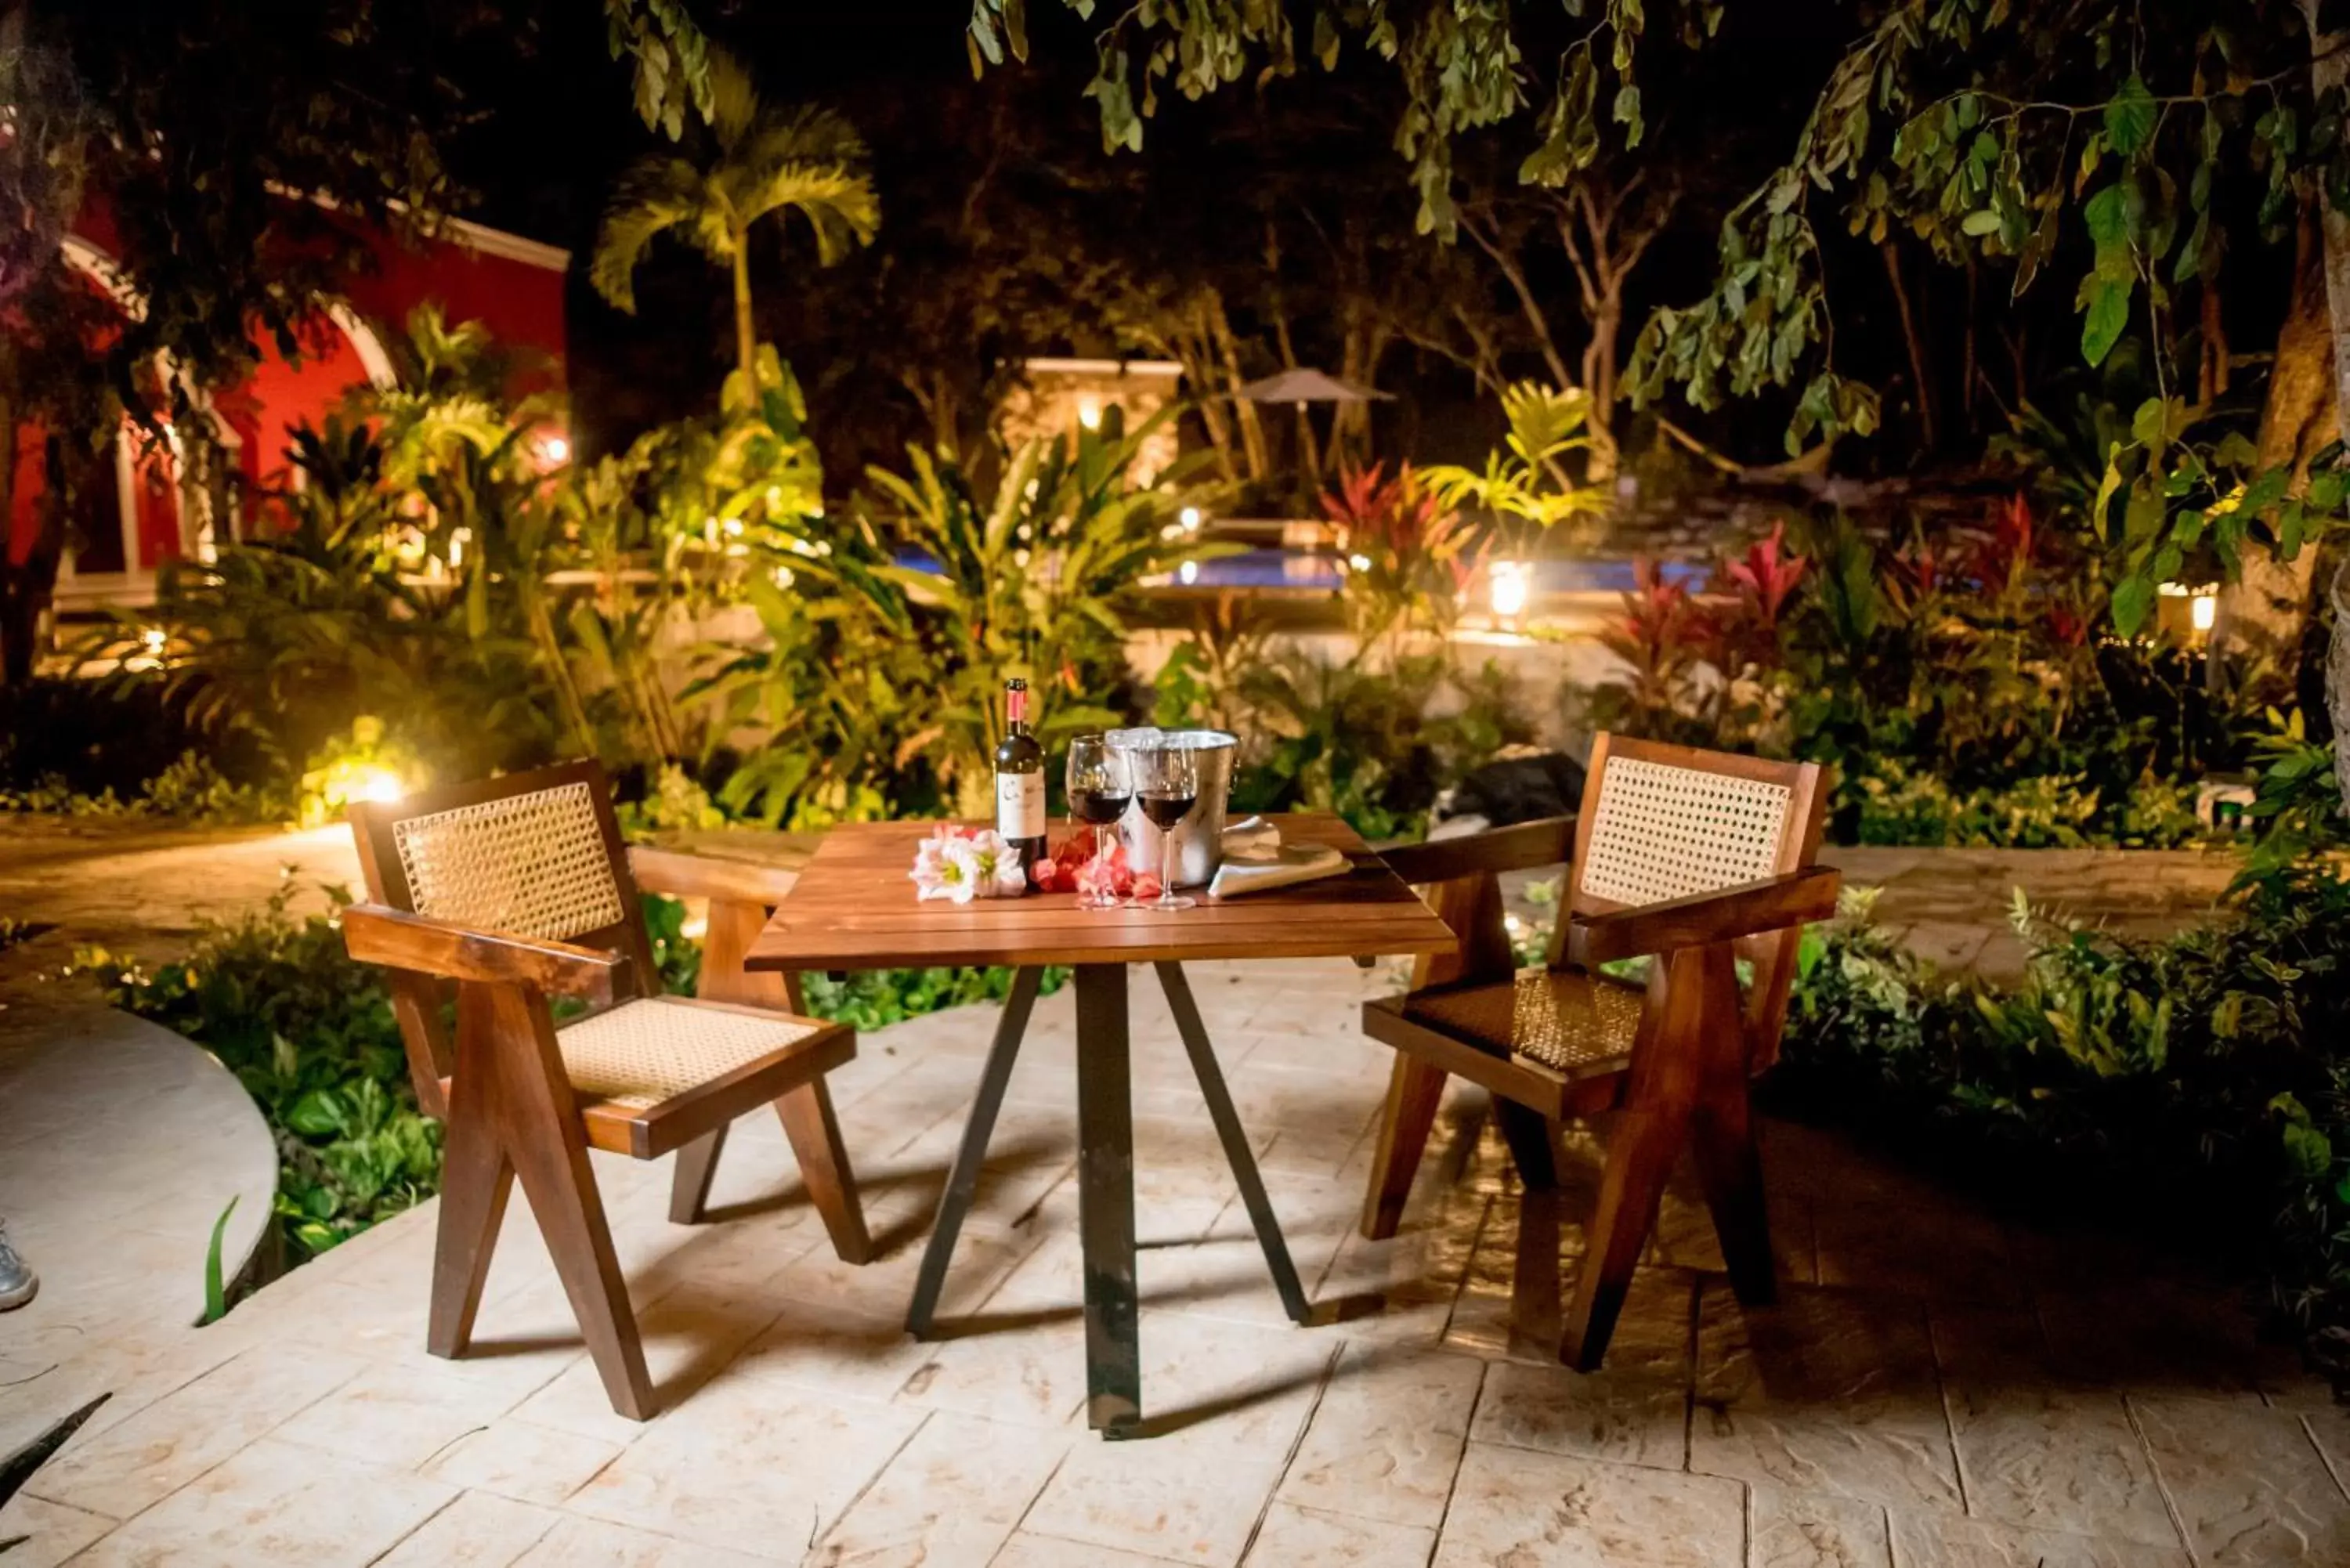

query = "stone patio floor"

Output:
[[4, 952, 2346, 1568]]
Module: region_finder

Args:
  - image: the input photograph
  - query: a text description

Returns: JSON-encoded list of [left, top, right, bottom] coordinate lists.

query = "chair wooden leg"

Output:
[[1495, 1097, 1566, 1342], [1560, 1101, 1687, 1371], [427, 1080, 512, 1360], [668, 1122, 728, 1225], [1693, 1078, 1777, 1306], [1361, 1053, 1448, 1240], [778, 1078, 870, 1266], [465, 981, 655, 1421], [1495, 1099, 1558, 1190], [1561, 942, 1739, 1373]]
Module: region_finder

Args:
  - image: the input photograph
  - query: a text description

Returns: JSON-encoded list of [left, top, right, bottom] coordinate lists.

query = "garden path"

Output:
[[0, 1004, 276, 1469], [1, 957, 2337, 1567]]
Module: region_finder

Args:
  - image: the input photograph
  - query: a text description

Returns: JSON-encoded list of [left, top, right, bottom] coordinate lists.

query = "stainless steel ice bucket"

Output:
[[1111, 728, 1237, 889]]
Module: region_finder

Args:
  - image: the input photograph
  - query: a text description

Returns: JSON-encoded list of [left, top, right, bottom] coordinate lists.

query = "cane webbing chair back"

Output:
[[1556, 735, 1826, 1068], [1575, 757, 1793, 909], [394, 780, 626, 942], [349, 761, 659, 1111]]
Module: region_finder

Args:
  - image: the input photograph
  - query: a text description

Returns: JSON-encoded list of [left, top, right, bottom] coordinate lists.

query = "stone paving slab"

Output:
[[1, 957, 2340, 1566], [0, 1006, 275, 1471]]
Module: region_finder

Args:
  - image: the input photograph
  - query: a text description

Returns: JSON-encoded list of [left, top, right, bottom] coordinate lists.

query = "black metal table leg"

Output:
[[1154, 961, 1312, 1325], [1075, 962, 1141, 1433], [906, 963, 1044, 1339]]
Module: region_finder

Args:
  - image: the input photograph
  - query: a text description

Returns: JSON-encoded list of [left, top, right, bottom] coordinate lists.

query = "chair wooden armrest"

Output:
[[1377, 815, 1575, 886], [342, 903, 624, 1003], [1568, 865, 1842, 965], [626, 845, 799, 906]]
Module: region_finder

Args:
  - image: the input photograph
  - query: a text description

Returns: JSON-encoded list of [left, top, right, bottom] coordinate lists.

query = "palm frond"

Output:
[[703, 47, 761, 150], [589, 157, 705, 312]]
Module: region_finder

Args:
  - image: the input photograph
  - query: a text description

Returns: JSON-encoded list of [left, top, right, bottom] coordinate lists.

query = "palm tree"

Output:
[[590, 49, 879, 392]]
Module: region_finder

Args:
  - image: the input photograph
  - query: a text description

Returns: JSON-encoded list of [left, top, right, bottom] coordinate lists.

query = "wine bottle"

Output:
[[993, 677, 1046, 891]]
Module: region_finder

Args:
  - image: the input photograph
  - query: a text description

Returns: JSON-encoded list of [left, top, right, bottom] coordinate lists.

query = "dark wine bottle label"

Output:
[[996, 772, 1045, 840]]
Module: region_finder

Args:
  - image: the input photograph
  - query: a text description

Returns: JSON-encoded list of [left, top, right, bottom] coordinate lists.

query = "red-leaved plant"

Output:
[[1710, 520, 1807, 672], [1969, 492, 2039, 594], [1600, 558, 1706, 714]]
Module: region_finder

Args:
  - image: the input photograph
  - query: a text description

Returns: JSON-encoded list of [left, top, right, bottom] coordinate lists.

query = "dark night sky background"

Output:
[[416, 2, 2214, 482]]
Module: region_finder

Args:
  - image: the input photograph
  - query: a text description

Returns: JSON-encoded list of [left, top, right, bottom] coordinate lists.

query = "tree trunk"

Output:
[[2213, 193, 2335, 694], [1582, 287, 1622, 483], [730, 244, 757, 394], [2298, 0, 2350, 811], [1880, 239, 1939, 453], [1206, 293, 1269, 482]]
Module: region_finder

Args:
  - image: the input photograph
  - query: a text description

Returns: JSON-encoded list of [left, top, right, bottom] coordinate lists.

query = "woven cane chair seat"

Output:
[[1403, 968, 1647, 1076], [1579, 757, 1791, 908], [393, 780, 625, 942], [557, 996, 822, 1111]]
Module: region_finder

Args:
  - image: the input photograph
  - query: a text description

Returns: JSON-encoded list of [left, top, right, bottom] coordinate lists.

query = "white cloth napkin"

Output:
[[1209, 816, 1350, 898]]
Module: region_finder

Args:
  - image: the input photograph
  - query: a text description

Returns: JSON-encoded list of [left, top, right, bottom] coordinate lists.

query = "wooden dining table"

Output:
[[746, 813, 1457, 1436]]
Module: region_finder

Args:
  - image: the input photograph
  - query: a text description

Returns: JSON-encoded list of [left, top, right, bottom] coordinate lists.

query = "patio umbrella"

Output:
[[1235, 367, 1392, 406], [1235, 367, 1390, 478]]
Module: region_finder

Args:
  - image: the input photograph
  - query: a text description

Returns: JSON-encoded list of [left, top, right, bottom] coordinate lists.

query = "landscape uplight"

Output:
[[1489, 559, 1530, 618], [537, 431, 571, 466], [348, 767, 406, 805], [1076, 396, 1102, 430]]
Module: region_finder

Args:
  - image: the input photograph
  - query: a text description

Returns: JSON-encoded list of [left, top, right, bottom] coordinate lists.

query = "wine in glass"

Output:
[[1132, 743, 1198, 912], [1065, 735, 1131, 910]]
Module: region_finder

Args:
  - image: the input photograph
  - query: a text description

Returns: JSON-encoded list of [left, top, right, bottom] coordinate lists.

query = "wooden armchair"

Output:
[[342, 761, 870, 1420], [1362, 735, 1837, 1370]]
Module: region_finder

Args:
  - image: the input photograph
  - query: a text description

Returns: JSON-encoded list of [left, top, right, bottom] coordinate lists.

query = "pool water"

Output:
[[895, 546, 1705, 594], [1158, 548, 1705, 594]]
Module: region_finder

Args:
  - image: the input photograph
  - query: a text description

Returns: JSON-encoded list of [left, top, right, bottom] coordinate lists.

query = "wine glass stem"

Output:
[[1159, 819, 1179, 908]]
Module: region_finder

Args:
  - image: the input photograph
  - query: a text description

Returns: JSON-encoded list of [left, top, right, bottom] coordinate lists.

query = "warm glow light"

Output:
[[348, 767, 406, 805], [448, 527, 472, 568], [1178, 560, 1199, 585], [141, 627, 167, 654], [1076, 396, 1102, 430], [1348, 553, 1372, 572], [1179, 506, 1202, 533], [1489, 559, 1530, 618], [2191, 591, 2217, 633], [537, 431, 571, 466]]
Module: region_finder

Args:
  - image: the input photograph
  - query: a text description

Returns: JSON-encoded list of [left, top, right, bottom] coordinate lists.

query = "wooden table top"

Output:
[[747, 814, 1459, 971]]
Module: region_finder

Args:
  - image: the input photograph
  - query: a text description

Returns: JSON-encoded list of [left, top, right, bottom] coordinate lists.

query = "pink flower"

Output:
[[939, 839, 988, 904], [909, 824, 1028, 901]]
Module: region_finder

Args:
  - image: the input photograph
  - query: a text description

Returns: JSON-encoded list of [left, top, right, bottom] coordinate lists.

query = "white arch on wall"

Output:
[[324, 301, 399, 391]]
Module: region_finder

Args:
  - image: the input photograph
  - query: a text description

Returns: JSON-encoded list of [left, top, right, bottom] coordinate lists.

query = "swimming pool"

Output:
[[1148, 548, 1706, 594], [895, 546, 1705, 595]]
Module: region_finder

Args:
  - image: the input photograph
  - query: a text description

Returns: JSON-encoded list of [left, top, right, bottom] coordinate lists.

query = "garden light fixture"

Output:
[[536, 431, 571, 467], [2191, 591, 2217, 634], [1076, 396, 1102, 429], [348, 767, 406, 805], [1489, 558, 1530, 618]]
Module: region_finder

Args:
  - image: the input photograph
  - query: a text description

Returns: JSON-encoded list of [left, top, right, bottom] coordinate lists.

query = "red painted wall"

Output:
[[7, 200, 568, 570]]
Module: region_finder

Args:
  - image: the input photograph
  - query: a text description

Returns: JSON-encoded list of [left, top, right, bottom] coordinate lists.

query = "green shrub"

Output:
[[1776, 863, 2350, 1382], [1843, 757, 2203, 849]]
